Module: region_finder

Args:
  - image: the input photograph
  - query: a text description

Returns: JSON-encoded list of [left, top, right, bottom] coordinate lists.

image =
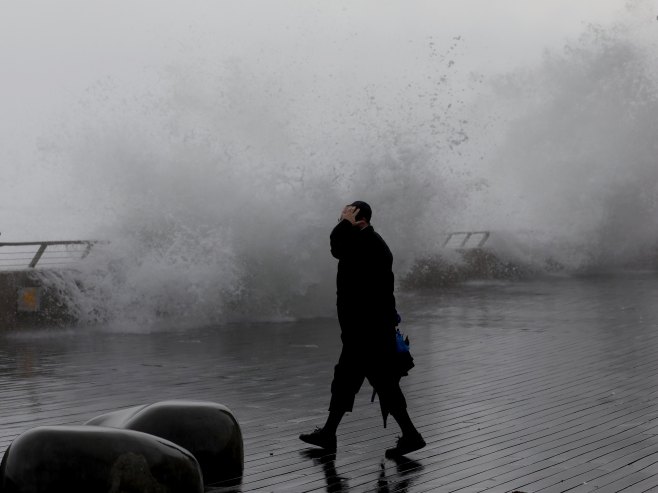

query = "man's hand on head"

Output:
[[341, 205, 360, 224], [341, 205, 368, 229]]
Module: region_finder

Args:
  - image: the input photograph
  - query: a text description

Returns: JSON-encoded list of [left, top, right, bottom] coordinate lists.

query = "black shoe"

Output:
[[385, 432, 426, 458], [299, 427, 337, 452]]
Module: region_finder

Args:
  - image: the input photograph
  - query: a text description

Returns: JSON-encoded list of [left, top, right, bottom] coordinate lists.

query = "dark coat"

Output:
[[330, 219, 399, 342], [329, 219, 412, 426]]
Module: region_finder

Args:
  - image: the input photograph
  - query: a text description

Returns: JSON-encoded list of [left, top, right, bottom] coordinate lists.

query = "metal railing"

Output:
[[443, 231, 490, 249], [0, 241, 102, 270]]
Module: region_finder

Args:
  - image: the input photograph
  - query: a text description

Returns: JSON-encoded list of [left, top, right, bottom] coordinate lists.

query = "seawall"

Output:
[[0, 270, 73, 330]]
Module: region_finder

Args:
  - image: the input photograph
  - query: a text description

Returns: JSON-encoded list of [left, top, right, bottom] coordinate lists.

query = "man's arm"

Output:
[[330, 220, 356, 259], [329, 205, 364, 259]]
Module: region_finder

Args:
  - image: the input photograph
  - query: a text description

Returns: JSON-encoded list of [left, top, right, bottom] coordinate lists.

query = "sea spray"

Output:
[[32, 5, 658, 327], [467, 12, 658, 270], [29, 42, 472, 328]]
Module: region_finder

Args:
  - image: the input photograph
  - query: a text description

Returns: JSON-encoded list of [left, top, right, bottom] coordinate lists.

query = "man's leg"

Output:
[[371, 375, 425, 458], [322, 409, 345, 436], [389, 407, 419, 438], [300, 346, 364, 451], [386, 399, 425, 458]]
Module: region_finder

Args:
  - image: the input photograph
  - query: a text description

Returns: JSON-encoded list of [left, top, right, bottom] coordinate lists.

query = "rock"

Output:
[[86, 400, 243, 485], [0, 426, 203, 493]]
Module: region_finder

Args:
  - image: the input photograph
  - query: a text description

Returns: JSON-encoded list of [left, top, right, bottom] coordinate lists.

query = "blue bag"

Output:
[[396, 328, 410, 353]]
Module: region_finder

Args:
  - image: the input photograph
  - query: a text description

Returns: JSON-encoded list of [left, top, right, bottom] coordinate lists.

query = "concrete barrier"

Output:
[[0, 240, 101, 330], [0, 426, 204, 493], [0, 271, 74, 330], [86, 400, 244, 486]]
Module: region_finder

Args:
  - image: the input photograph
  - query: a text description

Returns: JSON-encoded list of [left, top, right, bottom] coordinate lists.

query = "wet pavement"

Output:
[[2, 272, 658, 492]]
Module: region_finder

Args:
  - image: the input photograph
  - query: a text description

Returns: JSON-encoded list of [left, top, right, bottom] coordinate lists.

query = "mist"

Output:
[[1, 0, 656, 328]]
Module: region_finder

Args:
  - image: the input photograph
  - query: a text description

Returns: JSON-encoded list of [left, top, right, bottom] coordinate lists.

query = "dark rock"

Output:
[[86, 400, 243, 485], [0, 426, 203, 493]]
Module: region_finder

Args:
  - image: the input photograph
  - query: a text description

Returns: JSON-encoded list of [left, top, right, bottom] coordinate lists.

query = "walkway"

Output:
[[2, 276, 658, 492]]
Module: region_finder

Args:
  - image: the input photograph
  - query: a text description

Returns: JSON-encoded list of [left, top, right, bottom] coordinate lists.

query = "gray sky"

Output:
[[0, 0, 650, 240], [0, 1, 631, 125]]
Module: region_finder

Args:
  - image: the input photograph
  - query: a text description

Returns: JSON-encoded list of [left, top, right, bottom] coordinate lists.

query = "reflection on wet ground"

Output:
[[297, 449, 424, 493], [2, 272, 658, 491]]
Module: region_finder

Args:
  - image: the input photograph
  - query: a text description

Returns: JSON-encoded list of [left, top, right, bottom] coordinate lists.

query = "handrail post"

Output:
[[29, 244, 48, 269], [80, 242, 94, 259]]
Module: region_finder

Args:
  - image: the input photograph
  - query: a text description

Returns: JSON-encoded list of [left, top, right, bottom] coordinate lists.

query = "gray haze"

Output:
[[1, 0, 657, 327], [1, 1, 628, 240]]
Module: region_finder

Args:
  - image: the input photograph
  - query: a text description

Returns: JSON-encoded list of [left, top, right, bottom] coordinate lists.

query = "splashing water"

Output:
[[25, 4, 658, 328], [465, 3, 658, 268]]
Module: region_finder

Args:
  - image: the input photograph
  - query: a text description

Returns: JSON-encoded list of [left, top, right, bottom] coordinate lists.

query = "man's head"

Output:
[[350, 201, 372, 224]]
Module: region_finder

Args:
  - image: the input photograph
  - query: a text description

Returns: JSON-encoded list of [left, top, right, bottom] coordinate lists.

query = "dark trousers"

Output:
[[328, 317, 407, 414]]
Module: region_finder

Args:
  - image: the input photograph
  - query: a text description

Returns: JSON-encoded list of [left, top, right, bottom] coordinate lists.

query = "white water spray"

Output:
[[6, 2, 658, 328]]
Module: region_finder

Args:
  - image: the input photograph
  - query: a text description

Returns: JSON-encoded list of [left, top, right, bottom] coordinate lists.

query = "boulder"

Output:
[[0, 426, 204, 493], [86, 400, 243, 485]]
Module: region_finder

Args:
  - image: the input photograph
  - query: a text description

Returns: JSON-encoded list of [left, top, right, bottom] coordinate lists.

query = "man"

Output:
[[300, 201, 425, 458]]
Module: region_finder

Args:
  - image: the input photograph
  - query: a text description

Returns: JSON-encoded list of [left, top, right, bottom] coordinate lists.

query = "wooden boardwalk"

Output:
[[2, 275, 658, 492]]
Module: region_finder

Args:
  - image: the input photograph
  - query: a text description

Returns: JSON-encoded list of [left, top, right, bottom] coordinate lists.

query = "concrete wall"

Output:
[[0, 271, 74, 330]]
